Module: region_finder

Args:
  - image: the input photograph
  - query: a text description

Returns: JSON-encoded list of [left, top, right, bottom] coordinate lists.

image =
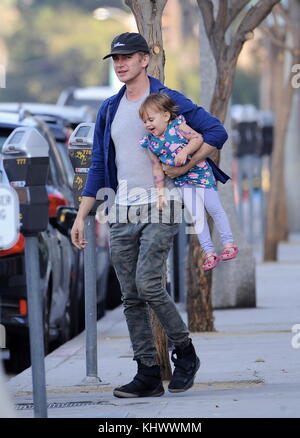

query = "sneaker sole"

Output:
[[168, 358, 200, 393], [113, 388, 165, 399]]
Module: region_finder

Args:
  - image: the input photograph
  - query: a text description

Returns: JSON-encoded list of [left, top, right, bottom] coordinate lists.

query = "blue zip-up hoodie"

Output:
[[82, 76, 229, 198]]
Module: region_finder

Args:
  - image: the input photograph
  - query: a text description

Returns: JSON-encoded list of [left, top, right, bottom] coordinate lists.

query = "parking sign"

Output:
[[0, 184, 20, 250]]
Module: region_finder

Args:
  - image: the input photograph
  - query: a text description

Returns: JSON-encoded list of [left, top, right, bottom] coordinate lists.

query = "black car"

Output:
[[0, 110, 121, 373]]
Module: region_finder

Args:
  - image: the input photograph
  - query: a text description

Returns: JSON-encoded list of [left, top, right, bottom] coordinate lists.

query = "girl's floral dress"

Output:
[[139, 114, 217, 189]]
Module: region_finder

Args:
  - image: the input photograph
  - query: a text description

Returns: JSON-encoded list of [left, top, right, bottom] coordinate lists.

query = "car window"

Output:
[[41, 129, 70, 190], [65, 96, 104, 112], [56, 141, 74, 189], [0, 128, 13, 152]]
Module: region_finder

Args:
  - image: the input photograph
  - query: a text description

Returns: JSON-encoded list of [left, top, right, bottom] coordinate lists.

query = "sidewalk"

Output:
[[7, 237, 300, 418]]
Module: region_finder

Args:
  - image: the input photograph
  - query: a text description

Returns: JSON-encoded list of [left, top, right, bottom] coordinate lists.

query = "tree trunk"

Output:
[[125, 0, 171, 380], [264, 70, 294, 259], [125, 0, 167, 83], [210, 53, 241, 126], [187, 234, 214, 331], [187, 0, 279, 325], [263, 2, 300, 260]]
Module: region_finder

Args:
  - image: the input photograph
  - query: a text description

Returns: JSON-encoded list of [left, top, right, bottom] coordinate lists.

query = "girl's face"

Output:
[[142, 106, 171, 137]]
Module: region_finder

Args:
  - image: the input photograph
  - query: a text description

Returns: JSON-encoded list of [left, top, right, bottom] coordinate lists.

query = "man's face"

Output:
[[112, 53, 149, 84]]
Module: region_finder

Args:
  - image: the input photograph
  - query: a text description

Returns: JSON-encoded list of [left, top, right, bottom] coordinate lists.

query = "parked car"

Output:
[[0, 102, 94, 130], [0, 109, 121, 373], [56, 86, 114, 120]]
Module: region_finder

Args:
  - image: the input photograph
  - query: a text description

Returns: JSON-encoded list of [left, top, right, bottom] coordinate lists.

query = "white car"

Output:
[[57, 86, 114, 119]]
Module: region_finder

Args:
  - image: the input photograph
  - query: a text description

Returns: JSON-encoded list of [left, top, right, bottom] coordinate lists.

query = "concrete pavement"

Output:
[[6, 237, 300, 418]]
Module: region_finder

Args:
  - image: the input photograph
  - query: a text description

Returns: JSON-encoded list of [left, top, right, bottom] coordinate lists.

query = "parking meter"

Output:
[[258, 110, 274, 156], [2, 127, 49, 235], [1, 127, 49, 417], [68, 123, 96, 211]]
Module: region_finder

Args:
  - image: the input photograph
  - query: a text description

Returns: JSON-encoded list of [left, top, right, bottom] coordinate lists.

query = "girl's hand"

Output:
[[156, 194, 168, 211], [174, 150, 188, 166]]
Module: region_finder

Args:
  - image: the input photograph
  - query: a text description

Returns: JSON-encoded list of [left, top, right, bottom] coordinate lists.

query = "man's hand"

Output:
[[163, 142, 216, 178], [70, 196, 96, 249], [162, 162, 190, 178], [71, 217, 88, 249]]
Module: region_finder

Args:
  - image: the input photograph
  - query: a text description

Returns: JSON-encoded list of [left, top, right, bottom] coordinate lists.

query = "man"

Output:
[[71, 32, 228, 398]]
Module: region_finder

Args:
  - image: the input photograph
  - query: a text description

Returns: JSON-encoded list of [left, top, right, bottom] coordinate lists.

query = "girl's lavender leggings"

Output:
[[179, 184, 233, 254]]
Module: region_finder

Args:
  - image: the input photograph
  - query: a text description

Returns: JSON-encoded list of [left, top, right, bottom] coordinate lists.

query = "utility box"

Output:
[[2, 127, 49, 235]]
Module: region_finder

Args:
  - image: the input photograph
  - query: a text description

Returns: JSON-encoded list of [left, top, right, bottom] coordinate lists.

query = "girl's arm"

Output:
[[174, 122, 204, 166], [147, 149, 167, 210]]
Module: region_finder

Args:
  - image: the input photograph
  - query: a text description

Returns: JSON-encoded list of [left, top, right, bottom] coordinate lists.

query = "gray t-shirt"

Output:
[[111, 90, 180, 205]]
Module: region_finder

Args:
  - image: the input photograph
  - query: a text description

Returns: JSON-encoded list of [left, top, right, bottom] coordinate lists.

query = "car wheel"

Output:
[[5, 334, 31, 374], [69, 255, 85, 337], [43, 287, 51, 355], [57, 297, 72, 345]]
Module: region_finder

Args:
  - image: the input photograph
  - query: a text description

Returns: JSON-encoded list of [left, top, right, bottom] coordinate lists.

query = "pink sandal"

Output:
[[220, 244, 239, 261], [202, 253, 220, 271]]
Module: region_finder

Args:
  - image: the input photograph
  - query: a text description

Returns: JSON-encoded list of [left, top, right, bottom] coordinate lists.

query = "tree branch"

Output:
[[197, 0, 230, 60], [215, 0, 228, 34], [236, 0, 281, 37], [196, 0, 215, 37], [226, 0, 251, 29], [227, 0, 280, 63], [275, 2, 293, 29], [259, 26, 300, 56], [275, 2, 300, 46]]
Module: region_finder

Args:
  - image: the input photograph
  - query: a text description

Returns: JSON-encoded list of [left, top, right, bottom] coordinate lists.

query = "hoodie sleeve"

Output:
[[165, 89, 228, 150], [81, 100, 109, 197]]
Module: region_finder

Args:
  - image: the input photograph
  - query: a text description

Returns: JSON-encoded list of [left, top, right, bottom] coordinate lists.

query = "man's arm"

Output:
[[72, 101, 109, 248], [162, 142, 215, 178], [159, 89, 227, 177], [71, 196, 96, 249], [81, 100, 108, 198]]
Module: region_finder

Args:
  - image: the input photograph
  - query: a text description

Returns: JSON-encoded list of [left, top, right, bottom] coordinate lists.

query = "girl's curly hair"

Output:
[[139, 93, 179, 121]]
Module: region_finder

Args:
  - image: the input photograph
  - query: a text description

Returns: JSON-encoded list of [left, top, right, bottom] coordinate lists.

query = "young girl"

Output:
[[139, 93, 238, 271]]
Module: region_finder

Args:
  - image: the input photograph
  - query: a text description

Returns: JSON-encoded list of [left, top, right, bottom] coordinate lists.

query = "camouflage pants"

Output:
[[109, 202, 190, 367]]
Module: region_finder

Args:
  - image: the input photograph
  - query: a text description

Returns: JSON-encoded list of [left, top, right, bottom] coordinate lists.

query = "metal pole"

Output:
[[237, 157, 244, 229], [177, 221, 188, 303], [167, 249, 175, 300], [248, 156, 254, 244], [24, 235, 48, 418], [83, 215, 100, 382]]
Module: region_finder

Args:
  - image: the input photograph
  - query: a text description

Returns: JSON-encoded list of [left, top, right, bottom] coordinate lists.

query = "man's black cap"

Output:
[[103, 32, 150, 60]]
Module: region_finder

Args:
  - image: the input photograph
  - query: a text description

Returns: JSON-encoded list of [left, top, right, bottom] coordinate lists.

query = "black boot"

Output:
[[113, 359, 165, 398], [168, 339, 200, 393]]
